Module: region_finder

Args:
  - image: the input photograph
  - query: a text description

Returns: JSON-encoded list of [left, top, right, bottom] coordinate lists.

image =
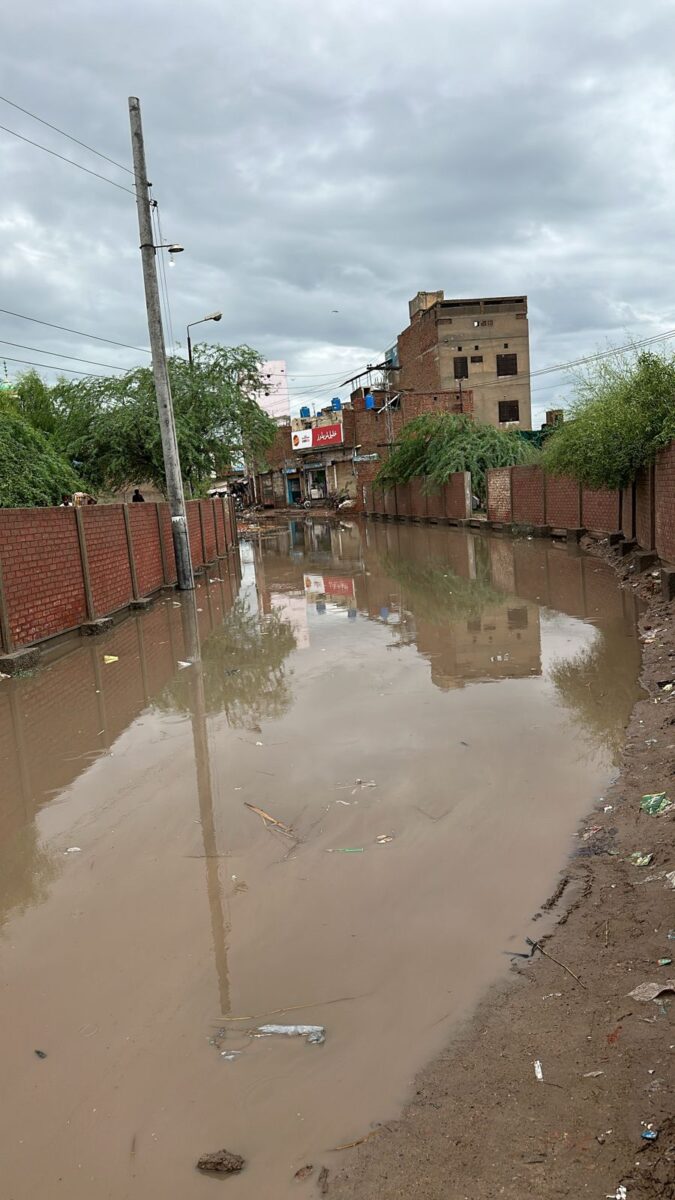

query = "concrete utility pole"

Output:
[[128, 96, 193, 590]]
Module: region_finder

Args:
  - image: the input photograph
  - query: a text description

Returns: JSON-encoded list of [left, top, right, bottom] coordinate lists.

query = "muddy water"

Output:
[[0, 522, 641, 1199]]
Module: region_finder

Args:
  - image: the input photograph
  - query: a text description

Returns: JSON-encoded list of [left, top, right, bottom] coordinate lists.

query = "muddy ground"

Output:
[[328, 548, 675, 1200]]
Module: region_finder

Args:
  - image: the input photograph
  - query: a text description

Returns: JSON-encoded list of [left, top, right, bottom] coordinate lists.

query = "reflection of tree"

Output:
[[157, 598, 297, 730], [0, 825, 58, 932], [381, 554, 503, 623], [550, 624, 641, 760]]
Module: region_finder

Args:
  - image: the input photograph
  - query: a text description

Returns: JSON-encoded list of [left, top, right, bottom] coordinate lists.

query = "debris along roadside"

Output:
[[327, 587, 675, 1200]]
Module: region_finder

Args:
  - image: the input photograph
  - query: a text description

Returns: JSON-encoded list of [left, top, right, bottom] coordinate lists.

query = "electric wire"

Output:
[[0, 122, 137, 196], [0, 354, 108, 379], [0, 94, 134, 176], [152, 198, 176, 352], [0, 308, 151, 353], [0, 339, 131, 371]]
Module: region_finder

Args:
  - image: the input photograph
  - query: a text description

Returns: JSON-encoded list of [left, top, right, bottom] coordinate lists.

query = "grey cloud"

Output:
[[1, 0, 675, 421]]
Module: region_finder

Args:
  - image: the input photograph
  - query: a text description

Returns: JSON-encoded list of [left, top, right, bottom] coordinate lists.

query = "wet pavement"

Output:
[[0, 520, 642, 1199]]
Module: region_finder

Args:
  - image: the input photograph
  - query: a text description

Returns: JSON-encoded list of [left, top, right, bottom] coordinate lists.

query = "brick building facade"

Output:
[[395, 291, 532, 430]]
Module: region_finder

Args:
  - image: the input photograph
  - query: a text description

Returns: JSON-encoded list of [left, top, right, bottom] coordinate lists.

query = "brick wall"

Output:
[[200, 499, 218, 562], [445, 472, 471, 519], [395, 483, 412, 517], [545, 475, 581, 528], [187, 501, 204, 565], [487, 468, 513, 521], [635, 466, 655, 550], [397, 307, 442, 391], [655, 442, 675, 564], [0, 509, 87, 647], [0, 499, 234, 653], [129, 504, 165, 596], [81, 506, 134, 617], [511, 465, 546, 525], [408, 477, 428, 519], [581, 487, 620, 533], [383, 486, 398, 518]]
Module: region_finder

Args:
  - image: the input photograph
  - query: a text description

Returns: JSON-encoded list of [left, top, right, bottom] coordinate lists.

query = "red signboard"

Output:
[[322, 575, 355, 598], [292, 423, 344, 451]]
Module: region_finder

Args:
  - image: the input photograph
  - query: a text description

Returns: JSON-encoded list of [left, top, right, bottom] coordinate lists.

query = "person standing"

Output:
[[132, 488, 145, 503]]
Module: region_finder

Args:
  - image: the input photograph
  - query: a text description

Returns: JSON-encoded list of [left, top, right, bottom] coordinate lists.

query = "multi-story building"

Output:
[[395, 291, 532, 430], [257, 360, 290, 421]]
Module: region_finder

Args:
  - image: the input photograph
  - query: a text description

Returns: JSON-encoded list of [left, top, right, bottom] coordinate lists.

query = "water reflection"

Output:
[[0, 522, 641, 938]]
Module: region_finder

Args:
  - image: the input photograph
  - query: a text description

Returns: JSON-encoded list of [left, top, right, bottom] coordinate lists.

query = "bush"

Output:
[[376, 413, 538, 502], [0, 407, 81, 507], [543, 350, 675, 489]]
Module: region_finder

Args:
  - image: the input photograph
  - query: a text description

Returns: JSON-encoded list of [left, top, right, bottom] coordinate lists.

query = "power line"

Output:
[[0, 94, 134, 176], [0, 354, 107, 379], [0, 122, 137, 196], [0, 308, 151, 353], [152, 199, 176, 351], [0, 339, 130, 371]]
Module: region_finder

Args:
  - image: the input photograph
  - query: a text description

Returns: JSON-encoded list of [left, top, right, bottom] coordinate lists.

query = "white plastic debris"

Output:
[[628, 980, 675, 1003], [534, 1060, 544, 1081], [256, 1024, 325, 1045], [177, 660, 191, 669], [606, 1188, 627, 1200], [583, 1070, 604, 1078], [64, 847, 82, 854]]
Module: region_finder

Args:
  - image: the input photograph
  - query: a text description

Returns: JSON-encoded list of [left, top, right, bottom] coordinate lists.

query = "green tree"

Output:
[[10, 344, 276, 497], [543, 350, 675, 489], [376, 413, 538, 502], [0, 402, 81, 507]]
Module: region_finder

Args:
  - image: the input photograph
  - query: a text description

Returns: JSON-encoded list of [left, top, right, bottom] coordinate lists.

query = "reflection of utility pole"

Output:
[[180, 596, 230, 1016]]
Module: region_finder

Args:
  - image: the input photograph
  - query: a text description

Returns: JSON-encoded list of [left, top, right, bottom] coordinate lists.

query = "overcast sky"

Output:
[[2, 0, 675, 423]]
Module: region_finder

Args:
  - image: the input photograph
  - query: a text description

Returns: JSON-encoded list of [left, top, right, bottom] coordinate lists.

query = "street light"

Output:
[[187, 311, 223, 367]]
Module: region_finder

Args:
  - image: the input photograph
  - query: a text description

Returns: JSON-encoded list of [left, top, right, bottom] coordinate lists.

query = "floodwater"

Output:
[[0, 520, 641, 1199]]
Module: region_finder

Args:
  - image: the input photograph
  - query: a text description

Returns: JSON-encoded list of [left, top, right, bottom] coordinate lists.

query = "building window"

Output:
[[473, 320, 480, 327], [474, 344, 479, 350], [470, 355, 483, 364], [498, 400, 520, 422], [503, 343, 509, 349], [453, 356, 468, 379], [457, 345, 463, 351], [507, 607, 528, 630], [496, 353, 518, 377]]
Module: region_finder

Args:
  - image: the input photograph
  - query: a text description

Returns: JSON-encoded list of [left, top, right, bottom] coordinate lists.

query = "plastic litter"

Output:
[[657, 958, 672, 967], [326, 847, 364, 854], [103, 655, 118, 664], [34, 1049, 47, 1059], [534, 1060, 544, 1081], [196, 1149, 245, 1175], [64, 847, 81, 854], [641, 1129, 658, 1141], [583, 1070, 604, 1077], [177, 660, 191, 669], [630, 852, 654, 867], [628, 980, 675, 1002], [219, 1050, 241, 1061], [375, 834, 393, 844], [668, 930, 675, 940], [606, 1188, 627, 1200], [640, 793, 672, 816], [256, 1024, 326, 1045]]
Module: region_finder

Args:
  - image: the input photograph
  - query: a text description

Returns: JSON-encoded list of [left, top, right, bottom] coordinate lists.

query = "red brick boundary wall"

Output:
[[0, 497, 238, 654], [374, 474, 471, 522], [483, 445, 675, 563], [655, 442, 675, 564]]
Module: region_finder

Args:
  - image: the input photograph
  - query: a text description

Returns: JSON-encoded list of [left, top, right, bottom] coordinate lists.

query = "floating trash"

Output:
[[256, 1024, 325, 1045]]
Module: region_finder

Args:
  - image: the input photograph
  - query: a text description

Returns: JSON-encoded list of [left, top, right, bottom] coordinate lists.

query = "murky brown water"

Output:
[[0, 521, 641, 1199]]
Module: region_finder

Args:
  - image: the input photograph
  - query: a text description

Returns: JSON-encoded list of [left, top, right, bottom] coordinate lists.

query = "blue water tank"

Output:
[[299, 405, 311, 419], [331, 396, 342, 411], [365, 392, 375, 410]]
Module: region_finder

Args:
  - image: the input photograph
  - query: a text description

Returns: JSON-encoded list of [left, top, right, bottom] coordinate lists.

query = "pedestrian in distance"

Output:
[[132, 488, 145, 503], [59, 494, 72, 506]]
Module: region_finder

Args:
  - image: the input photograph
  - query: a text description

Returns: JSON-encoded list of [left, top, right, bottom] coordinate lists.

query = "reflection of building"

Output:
[[270, 592, 310, 649], [416, 602, 540, 690]]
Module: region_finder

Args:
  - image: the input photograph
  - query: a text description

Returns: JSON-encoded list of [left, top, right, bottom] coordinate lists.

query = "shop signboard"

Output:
[[292, 423, 344, 452], [304, 573, 355, 599]]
